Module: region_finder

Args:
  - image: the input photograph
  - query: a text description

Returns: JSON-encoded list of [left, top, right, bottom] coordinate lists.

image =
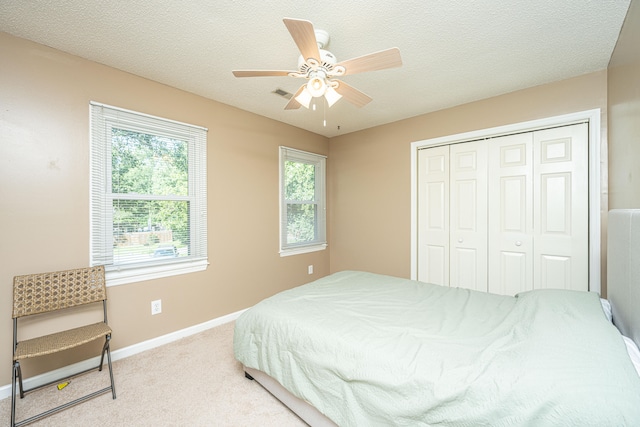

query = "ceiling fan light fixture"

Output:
[[295, 87, 313, 108], [306, 75, 327, 97], [324, 85, 342, 107]]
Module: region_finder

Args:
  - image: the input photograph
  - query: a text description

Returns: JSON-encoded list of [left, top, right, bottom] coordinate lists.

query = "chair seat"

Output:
[[14, 322, 112, 361]]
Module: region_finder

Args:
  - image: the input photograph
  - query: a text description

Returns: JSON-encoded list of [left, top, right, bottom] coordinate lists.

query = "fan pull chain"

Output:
[[323, 98, 327, 127]]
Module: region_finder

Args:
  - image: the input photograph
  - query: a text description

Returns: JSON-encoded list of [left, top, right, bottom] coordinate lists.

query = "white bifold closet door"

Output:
[[533, 125, 588, 291], [450, 141, 488, 292], [417, 145, 449, 286], [417, 123, 589, 295], [486, 132, 534, 295]]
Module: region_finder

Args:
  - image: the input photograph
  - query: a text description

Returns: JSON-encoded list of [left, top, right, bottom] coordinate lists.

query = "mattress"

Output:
[[234, 271, 640, 426]]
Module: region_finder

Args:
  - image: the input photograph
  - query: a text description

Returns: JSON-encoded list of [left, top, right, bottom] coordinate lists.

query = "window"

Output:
[[90, 102, 207, 286], [279, 146, 327, 256]]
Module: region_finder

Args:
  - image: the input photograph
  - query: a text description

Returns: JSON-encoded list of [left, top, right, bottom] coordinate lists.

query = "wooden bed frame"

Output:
[[243, 209, 640, 426]]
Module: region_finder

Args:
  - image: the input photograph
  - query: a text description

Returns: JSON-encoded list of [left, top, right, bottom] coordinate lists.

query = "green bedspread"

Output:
[[234, 271, 640, 426]]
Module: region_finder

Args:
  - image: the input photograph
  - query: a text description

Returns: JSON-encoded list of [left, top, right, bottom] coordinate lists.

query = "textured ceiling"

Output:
[[0, 0, 631, 137]]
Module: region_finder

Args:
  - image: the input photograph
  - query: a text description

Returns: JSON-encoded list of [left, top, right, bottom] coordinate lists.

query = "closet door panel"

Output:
[[533, 123, 589, 291], [450, 141, 487, 291], [498, 251, 528, 296], [488, 134, 533, 295], [540, 255, 571, 289], [425, 245, 447, 285], [418, 146, 449, 285], [502, 176, 527, 231]]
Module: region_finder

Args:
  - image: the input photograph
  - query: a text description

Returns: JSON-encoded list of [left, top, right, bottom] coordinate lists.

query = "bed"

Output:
[[234, 209, 640, 426]]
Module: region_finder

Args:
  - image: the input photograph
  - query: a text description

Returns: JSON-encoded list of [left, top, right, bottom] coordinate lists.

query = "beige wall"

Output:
[[329, 71, 609, 281], [608, 0, 640, 209], [0, 32, 330, 384]]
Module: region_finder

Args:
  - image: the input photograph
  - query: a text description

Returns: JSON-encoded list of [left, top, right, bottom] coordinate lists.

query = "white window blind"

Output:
[[90, 102, 208, 285], [279, 146, 327, 256]]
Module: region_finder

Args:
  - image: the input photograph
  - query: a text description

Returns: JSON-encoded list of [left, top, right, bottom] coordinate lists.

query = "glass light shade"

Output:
[[295, 87, 313, 109], [324, 86, 342, 107]]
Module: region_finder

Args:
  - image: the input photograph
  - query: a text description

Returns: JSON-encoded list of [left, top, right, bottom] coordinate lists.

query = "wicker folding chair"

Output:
[[11, 265, 116, 427]]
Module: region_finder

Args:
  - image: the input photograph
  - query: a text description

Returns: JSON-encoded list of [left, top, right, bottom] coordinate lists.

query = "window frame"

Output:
[[90, 102, 208, 286], [279, 146, 327, 256]]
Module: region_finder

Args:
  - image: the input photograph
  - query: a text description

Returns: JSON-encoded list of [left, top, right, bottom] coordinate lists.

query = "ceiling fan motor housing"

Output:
[[297, 49, 337, 73]]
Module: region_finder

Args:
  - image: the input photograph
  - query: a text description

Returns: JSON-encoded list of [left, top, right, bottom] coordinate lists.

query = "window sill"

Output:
[[105, 258, 209, 287], [279, 244, 327, 257]]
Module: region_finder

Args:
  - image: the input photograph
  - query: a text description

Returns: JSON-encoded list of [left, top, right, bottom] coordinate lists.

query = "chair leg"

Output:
[[99, 337, 108, 372], [11, 345, 116, 427], [11, 361, 18, 427], [11, 361, 26, 426], [104, 334, 116, 399], [16, 362, 24, 399]]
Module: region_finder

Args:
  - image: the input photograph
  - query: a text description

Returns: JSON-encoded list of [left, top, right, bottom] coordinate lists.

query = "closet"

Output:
[[417, 123, 589, 296]]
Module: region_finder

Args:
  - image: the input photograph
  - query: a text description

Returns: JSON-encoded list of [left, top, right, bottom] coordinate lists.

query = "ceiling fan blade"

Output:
[[284, 85, 305, 110], [283, 18, 321, 63], [336, 47, 402, 75], [333, 81, 372, 108], [232, 70, 294, 77]]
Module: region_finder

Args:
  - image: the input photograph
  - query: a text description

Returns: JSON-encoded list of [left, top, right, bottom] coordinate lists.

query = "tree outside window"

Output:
[[111, 129, 189, 264], [279, 147, 326, 256]]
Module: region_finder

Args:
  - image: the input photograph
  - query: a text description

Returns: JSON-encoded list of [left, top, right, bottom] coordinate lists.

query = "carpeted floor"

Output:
[[0, 321, 308, 426]]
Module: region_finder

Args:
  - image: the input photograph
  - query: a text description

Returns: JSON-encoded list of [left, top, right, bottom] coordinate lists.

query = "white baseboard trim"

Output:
[[0, 308, 247, 401]]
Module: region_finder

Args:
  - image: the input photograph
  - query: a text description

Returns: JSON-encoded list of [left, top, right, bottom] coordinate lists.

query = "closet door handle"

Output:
[[458, 238, 463, 243], [515, 241, 522, 247]]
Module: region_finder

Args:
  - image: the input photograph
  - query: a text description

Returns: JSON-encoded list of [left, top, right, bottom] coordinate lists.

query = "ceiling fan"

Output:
[[232, 18, 402, 110]]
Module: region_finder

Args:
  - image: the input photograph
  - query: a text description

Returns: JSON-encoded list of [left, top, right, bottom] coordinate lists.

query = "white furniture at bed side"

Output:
[[607, 209, 640, 350], [622, 336, 640, 377], [602, 297, 640, 377]]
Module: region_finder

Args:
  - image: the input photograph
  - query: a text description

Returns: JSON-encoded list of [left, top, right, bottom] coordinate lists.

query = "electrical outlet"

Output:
[[308, 265, 314, 275], [151, 299, 162, 315]]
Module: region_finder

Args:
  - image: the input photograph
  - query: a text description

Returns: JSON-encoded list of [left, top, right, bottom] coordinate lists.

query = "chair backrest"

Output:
[[12, 265, 107, 319]]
